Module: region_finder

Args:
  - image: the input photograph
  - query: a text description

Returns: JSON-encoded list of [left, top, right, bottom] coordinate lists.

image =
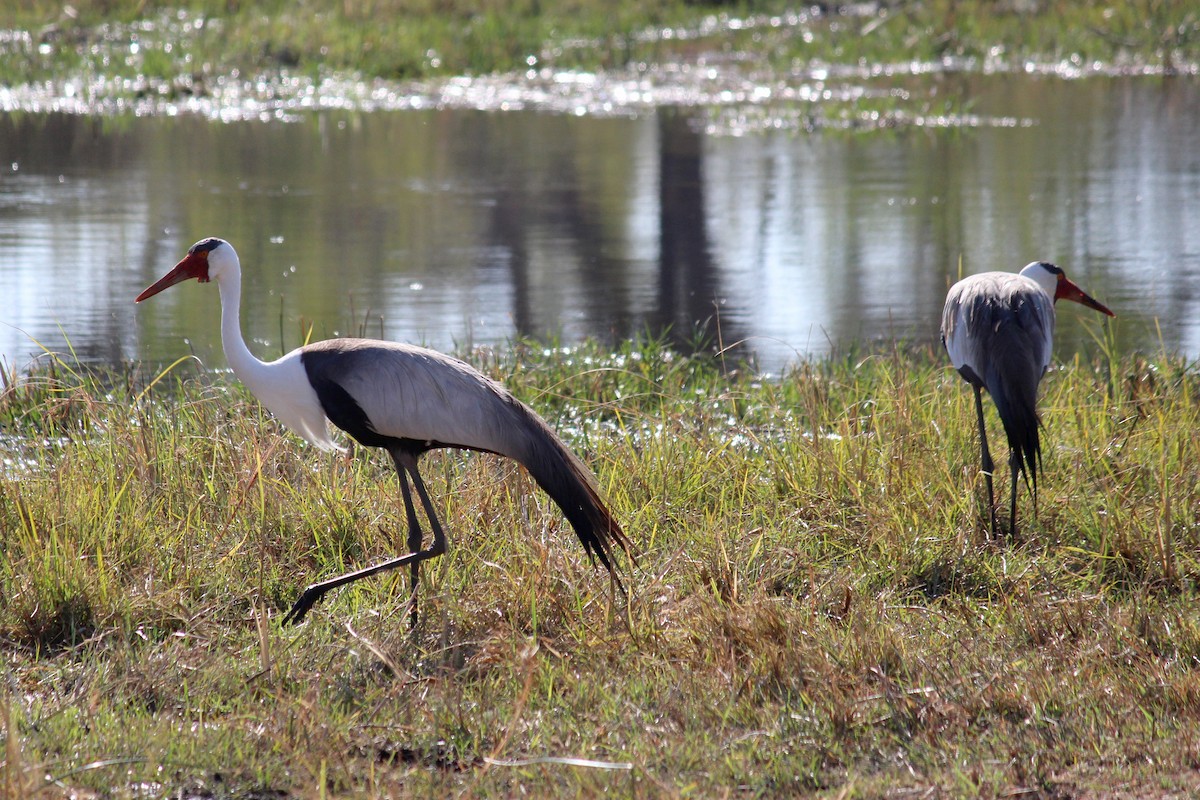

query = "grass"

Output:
[[2, 338, 1200, 797], [1, 0, 1195, 91]]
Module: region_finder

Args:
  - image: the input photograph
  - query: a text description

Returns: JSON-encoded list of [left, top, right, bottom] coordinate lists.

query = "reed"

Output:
[[2, 339, 1198, 796]]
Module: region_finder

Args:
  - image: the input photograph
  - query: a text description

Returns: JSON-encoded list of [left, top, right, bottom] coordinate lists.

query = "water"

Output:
[[2, 73, 1197, 375]]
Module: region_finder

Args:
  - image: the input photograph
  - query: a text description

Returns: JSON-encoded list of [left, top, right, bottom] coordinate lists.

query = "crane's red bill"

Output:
[[1057, 277, 1115, 317], [135, 254, 209, 302]]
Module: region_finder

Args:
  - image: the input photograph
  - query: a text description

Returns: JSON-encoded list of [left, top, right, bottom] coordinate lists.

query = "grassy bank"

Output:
[[2, 0, 1195, 90], [2, 340, 1199, 797]]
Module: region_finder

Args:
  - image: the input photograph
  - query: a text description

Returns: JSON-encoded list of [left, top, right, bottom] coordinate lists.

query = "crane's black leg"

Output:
[[397, 452, 448, 630], [392, 449, 449, 631], [1031, 467, 1039, 525], [1008, 449, 1021, 537], [282, 545, 441, 626], [280, 451, 449, 628], [398, 453, 447, 561], [973, 385, 998, 536], [392, 453, 424, 630]]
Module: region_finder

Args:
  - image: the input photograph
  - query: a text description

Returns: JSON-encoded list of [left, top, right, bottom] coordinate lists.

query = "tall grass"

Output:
[[2, 339, 1199, 796], [3, 0, 1194, 89]]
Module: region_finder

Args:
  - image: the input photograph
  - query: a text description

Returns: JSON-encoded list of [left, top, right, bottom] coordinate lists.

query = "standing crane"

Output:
[[941, 261, 1115, 535], [136, 237, 630, 626]]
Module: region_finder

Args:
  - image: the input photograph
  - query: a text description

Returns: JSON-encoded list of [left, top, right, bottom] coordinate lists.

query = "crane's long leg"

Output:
[[1031, 466, 1039, 524], [398, 452, 448, 562], [395, 450, 448, 630], [1008, 450, 1021, 536], [973, 385, 998, 536], [281, 451, 449, 627], [393, 453, 424, 630]]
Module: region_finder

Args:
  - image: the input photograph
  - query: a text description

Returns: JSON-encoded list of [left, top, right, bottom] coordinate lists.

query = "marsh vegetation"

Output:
[[3, 0, 1195, 115], [3, 340, 1199, 796], [3, 1, 1199, 796]]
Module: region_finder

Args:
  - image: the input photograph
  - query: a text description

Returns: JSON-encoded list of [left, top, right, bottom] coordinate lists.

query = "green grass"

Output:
[[1, 0, 1195, 90], [3, 339, 1200, 797]]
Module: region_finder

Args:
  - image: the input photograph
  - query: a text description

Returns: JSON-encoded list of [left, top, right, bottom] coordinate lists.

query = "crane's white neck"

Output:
[[192, 239, 338, 451], [1018, 261, 1058, 299], [211, 259, 271, 385]]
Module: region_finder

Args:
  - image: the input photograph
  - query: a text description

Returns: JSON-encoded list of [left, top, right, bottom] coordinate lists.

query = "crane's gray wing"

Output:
[[942, 273, 1055, 383], [301, 339, 532, 456]]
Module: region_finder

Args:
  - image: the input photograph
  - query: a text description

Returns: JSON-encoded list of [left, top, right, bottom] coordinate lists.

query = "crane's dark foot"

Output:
[[282, 584, 329, 626]]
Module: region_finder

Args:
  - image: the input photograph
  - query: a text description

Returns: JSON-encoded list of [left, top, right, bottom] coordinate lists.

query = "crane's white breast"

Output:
[[248, 349, 341, 451]]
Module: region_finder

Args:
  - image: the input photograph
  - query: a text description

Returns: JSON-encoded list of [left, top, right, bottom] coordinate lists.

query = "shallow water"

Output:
[[1, 73, 1197, 374]]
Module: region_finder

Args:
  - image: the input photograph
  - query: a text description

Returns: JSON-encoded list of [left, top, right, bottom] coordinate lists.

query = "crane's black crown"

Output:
[[190, 237, 225, 255]]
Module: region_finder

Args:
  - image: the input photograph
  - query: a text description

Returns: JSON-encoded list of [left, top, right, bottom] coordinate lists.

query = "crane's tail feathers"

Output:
[[515, 412, 632, 582], [985, 347, 1042, 499]]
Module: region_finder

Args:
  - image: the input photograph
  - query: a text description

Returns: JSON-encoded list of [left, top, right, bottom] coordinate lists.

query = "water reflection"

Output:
[[1, 74, 1197, 375]]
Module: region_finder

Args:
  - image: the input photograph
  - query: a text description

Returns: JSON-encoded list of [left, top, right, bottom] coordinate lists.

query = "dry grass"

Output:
[[2, 339, 1199, 797]]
